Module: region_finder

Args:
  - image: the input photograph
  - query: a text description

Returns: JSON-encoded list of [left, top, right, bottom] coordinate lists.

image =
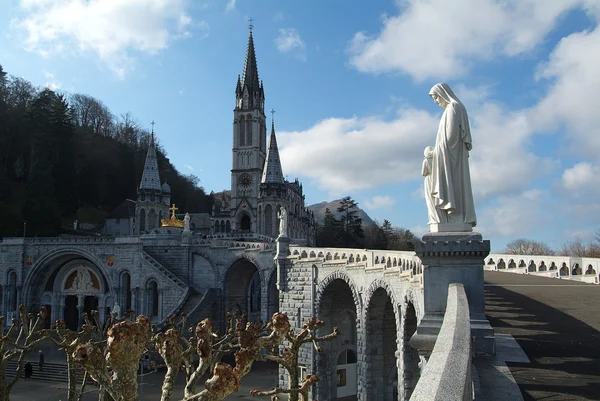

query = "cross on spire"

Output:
[[248, 18, 254, 32], [271, 108, 275, 124], [169, 204, 179, 218], [151, 120, 155, 134]]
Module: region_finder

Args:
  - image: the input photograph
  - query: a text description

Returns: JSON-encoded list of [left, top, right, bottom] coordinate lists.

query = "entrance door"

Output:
[[43, 305, 52, 329], [240, 215, 251, 232], [336, 349, 358, 398], [64, 295, 79, 330], [84, 296, 98, 319]]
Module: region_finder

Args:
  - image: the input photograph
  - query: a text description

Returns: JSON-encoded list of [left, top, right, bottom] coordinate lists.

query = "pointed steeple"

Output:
[[242, 29, 260, 92], [139, 123, 162, 191], [237, 23, 264, 111], [261, 110, 284, 184]]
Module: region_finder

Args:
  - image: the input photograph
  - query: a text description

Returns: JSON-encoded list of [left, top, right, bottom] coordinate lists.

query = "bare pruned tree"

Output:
[[504, 238, 555, 255]]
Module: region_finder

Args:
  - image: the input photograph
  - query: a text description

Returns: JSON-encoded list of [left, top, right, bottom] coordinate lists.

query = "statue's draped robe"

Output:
[[431, 98, 477, 226]]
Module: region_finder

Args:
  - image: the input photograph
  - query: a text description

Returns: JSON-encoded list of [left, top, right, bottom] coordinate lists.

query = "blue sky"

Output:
[[1, 0, 600, 252]]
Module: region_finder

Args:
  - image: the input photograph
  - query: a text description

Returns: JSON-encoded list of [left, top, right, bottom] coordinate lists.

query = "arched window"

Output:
[[8, 271, 17, 312], [239, 116, 246, 146], [148, 280, 159, 317], [139, 209, 146, 233], [249, 273, 261, 312], [265, 205, 273, 236], [220, 220, 226, 233], [246, 115, 252, 145], [148, 209, 157, 230], [226, 220, 231, 233], [121, 272, 132, 311]]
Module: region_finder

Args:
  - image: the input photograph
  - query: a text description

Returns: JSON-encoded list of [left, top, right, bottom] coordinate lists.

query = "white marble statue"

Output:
[[427, 83, 477, 231], [184, 213, 191, 231], [422, 146, 442, 225], [112, 303, 121, 318], [278, 207, 288, 237]]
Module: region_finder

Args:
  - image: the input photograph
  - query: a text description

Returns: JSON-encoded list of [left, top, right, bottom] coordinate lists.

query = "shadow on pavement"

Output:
[[484, 281, 600, 401]]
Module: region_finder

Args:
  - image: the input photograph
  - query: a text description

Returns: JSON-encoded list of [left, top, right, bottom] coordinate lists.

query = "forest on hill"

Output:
[[0, 64, 212, 237]]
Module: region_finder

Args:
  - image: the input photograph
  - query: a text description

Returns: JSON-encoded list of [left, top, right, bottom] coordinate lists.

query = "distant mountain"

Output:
[[307, 199, 375, 226]]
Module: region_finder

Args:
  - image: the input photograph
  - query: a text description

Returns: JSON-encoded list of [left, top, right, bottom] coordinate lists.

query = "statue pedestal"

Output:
[[429, 222, 473, 232], [275, 236, 290, 291], [410, 232, 495, 356]]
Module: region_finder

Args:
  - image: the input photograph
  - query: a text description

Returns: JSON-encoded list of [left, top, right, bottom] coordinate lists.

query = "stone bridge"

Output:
[[279, 243, 426, 401]]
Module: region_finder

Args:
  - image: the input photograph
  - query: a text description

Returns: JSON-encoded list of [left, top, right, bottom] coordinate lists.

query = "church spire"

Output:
[[237, 21, 264, 111], [261, 109, 284, 184], [139, 121, 162, 191]]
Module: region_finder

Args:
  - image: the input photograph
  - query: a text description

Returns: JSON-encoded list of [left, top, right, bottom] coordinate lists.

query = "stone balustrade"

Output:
[[410, 283, 472, 401]]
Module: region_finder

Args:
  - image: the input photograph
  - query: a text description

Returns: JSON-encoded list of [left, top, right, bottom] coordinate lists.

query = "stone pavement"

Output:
[[484, 271, 600, 400], [9, 360, 280, 401]]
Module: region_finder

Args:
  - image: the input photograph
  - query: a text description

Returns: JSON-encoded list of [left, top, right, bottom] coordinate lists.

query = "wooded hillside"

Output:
[[0, 64, 212, 237]]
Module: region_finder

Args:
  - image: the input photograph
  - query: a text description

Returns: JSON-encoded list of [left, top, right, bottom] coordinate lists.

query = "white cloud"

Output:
[[275, 28, 306, 61], [347, 0, 588, 81], [277, 108, 437, 195], [42, 69, 60, 90], [364, 195, 395, 210], [478, 189, 546, 237], [184, 164, 195, 171], [13, 0, 207, 78], [273, 11, 285, 22], [225, 0, 236, 12], [278, 89, 553, 200], [561, 162, 600, 190], [531, 25, 600, 158]]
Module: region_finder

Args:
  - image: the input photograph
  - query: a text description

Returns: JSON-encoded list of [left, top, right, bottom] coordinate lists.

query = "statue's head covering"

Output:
[[429, 83, 472, 148]]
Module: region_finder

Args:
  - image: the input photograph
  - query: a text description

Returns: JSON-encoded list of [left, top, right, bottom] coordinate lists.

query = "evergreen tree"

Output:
[[337, 196, 364, 247], [316, 208, 341, 247]]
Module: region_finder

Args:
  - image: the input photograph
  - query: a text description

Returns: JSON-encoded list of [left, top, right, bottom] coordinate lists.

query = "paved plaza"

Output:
[[9, 360, 279, 401], [484, 271, 600, 400]]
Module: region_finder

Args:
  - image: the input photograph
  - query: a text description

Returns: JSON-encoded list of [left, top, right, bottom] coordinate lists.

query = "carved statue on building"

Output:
[[278, 207, 288, 238]]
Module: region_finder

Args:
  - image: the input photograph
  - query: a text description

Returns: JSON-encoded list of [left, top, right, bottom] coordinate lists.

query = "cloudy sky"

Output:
[[1, 0, 599, 251]]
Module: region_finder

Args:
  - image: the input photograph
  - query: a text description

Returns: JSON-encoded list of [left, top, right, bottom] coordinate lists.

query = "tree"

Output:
[[558, 238, 600, 258], [337, 196, 364, 248], [63, 310, 338, 401], [388, 227, 418, 251], [505, 238, 555, 255], [0, 306, 48, 401], [316, 208, 341, 247]]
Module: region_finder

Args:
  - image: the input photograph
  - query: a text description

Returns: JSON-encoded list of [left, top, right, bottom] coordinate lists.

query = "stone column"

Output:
[[275, 236, 291, 291], [410, 232, 495, 356]]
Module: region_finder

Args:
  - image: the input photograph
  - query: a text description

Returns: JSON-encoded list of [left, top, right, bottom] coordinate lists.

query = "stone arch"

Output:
[[497, 258, 506, 269], [518, 260, 526, 268], [528, 260, 537, 273], [487, 258, 495, 265], [326, 252, 332, 261], [146, 278, 159, 318], [363, 280, 401, 401], [538, 261, 547, 272], [560, 263, 569, 276], [549, 262, 557, 270], [222, 257, 263, 322], [314, 271, 362, 318], [22, 247, 113, 308], [586, 265, 596, 275], [403, 300, 420, 399], [301, 251, 308, 258], [572, 263, 582, 275], [508, 259, 516, 269], [314, 272, 361, 400], [266, 267, 279, 319], [310, 251, 316, 258], [318, 252, 324, 258]]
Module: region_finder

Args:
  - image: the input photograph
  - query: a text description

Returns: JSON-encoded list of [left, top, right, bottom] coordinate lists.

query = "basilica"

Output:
[[105, 28, 316, 245]]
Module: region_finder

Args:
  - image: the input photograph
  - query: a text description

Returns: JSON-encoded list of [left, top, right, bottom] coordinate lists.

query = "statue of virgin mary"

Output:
[[427, 83, 477, 232]]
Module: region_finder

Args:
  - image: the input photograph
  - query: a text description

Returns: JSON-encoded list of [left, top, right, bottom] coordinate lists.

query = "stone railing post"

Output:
[[410, 232, 495, 356]]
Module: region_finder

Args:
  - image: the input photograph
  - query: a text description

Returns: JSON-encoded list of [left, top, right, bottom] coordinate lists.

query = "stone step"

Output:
[[5, 360, 92, 384]]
